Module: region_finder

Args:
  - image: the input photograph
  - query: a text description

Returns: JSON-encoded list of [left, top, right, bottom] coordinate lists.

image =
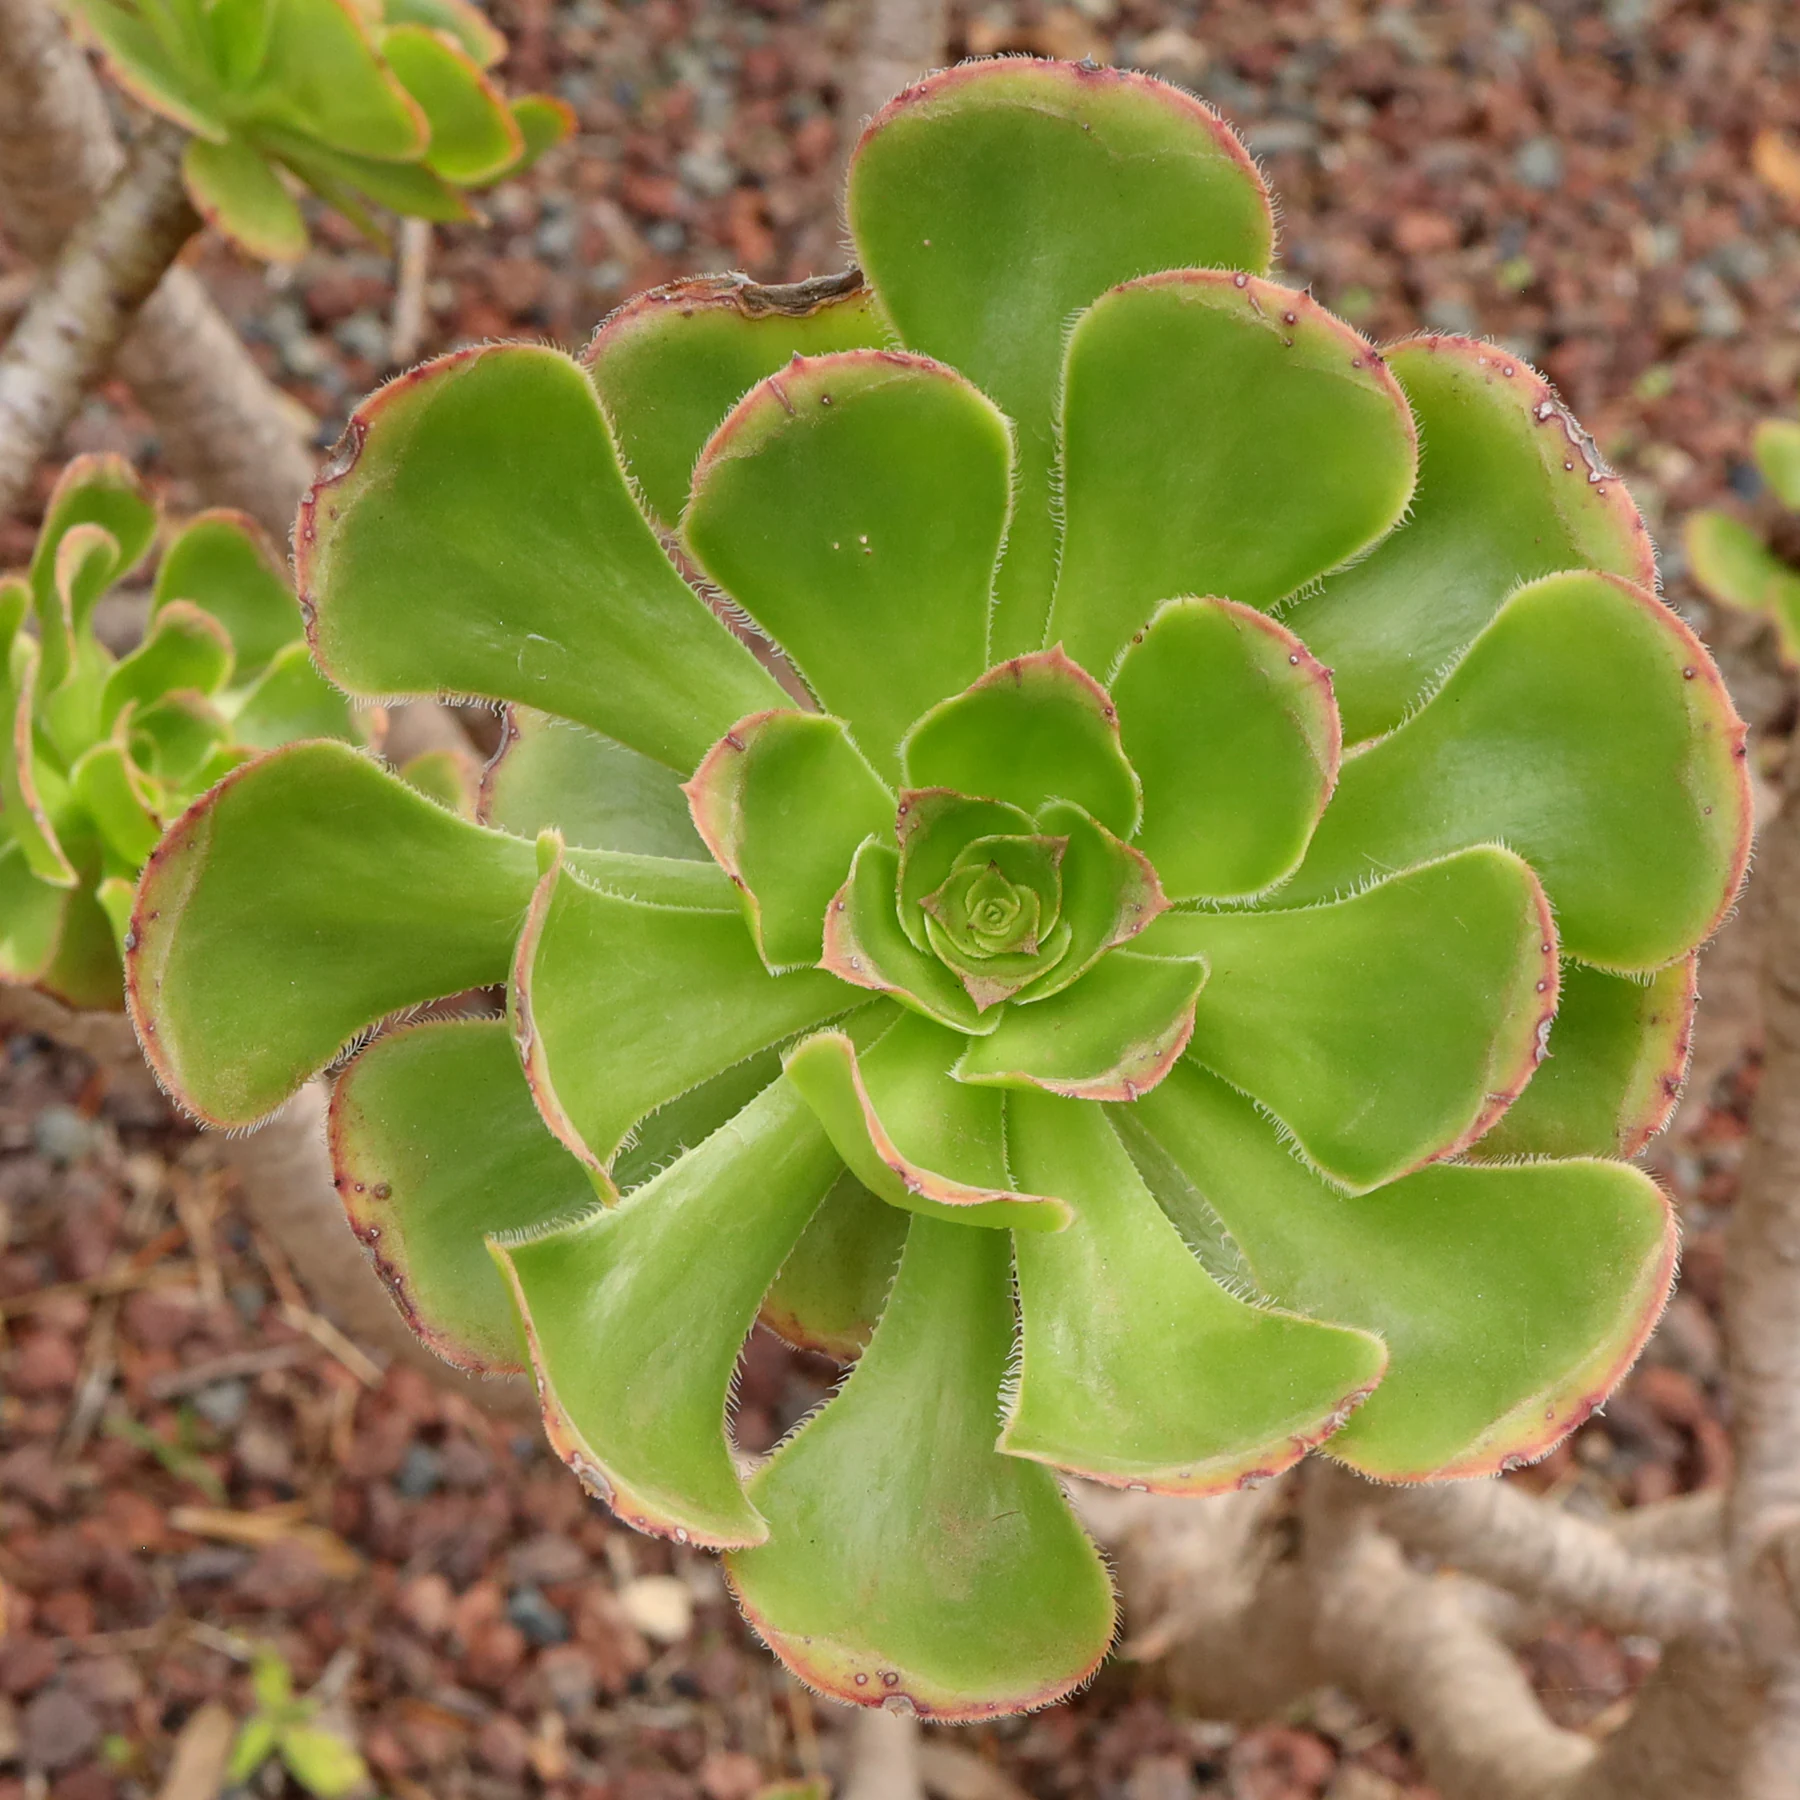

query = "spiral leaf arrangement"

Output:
[[64, 0, 571, 260], [128, 61, 1751, 1716], [0, 456, 361, 1008]]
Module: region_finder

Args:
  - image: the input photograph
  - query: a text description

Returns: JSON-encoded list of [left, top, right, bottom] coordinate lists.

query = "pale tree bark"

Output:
[[0, 0, 316, 535], [0, 118, 199, 523], [1727, 728, 1800, 1796]]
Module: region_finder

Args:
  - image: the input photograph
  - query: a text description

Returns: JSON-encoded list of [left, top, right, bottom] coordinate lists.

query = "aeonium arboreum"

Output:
[[1, 454, 363, 1010], [127, 58, 1752, 1717]]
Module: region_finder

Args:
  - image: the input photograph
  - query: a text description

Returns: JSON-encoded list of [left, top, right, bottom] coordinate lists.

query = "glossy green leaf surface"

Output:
[[586, 273, 888, 525], [1151, 848, 1556, 1192], [1112, 598, 1339, 901], [1285, 573, 1750, 971], [182, 135, 308, 262], [1474, 957, 1696, 1160], [154, 510, 302, 683], [761, 1169, 907, 1359], [330, 1017, 594, 1372], [298, 345, 784, 771], [1285, 339, 1656, 744], [686, 711, 893, 970], [512, 846, 849, 1171], [479, 706, 703, 859], [264, 128, 475, 226], [497, 1073, 840, 1546], [849, 59, 1273, 657], [785, 1015, 1070, 1231], [901, 649, 1140, 837], [1007, 1089, 1385, 1489], [380, 23, 522, 184], [954, 950, 1207, 1102], [686, 352, 1008, 775], [1131, 1064, 1675, 1477], [127, 741, 537, 1125], [1052, 274, 1418, 679], [727, 1215, 1116, 1717]]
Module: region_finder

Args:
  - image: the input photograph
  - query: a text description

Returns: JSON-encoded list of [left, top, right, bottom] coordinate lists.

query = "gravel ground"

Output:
[[3, 2, 1800, 1796]]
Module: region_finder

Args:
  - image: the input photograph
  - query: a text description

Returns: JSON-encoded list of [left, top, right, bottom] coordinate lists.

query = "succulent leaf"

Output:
[[510, 842, 852, 1172], [71, 738, 164, 866], [953, 950, 1208, 1102], [1005, 1088, 1387, 1490], [126, 741, 539, 1124], [101, 601, 234, 729], [1472, 957, 1696, 1160], [900, 649, 1140, 837], [236, 0, 428, 159], [685, 711, 894, 970], [329, 1017, 596, 1372], [685, 352, 1010, 775], [229, 642, 360, 748], [1284, 571, 1750, 970], [848, 58, 1273, 657], [154, 511, 310, 683], [0, 845, 69, 985], [586, 272, 888, 525], [379, 22, 522, 185], [1754, 418, 1800, 511], [783, 1015, 1071, 1231], [3, 633, 79, 890], [726, 1215, 1117, 1718], [380, 0, 505, 66], [299, 345, 787, 771], [1151, 847, 1557, 1192], [182, 134, 309, 261], [820, 839, 997, 1034], [1284, 338, 1656, 744], [495, 1072, 842, 1546], [1051, 274, 1418, 679], [1129, 1064, 1676, 1478], [1112, 598, 1339, 901], [479, 706, 703, 858], [122, 53, 1756, 1713], [761, 1169, 908, 1358]]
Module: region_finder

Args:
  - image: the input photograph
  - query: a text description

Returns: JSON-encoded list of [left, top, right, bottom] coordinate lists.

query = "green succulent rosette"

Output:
[[1687, 397, 1800, 663], [129, 61, 1751, 1717], [1, 455, 362, 1009], [63, 0, 572, 261]]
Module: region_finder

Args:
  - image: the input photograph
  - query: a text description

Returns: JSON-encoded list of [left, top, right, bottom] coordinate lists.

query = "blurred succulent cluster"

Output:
[[1687, 399, 1800, 663], [64, 0, 571, 260], [1, 456, 359, 1009], [131, 61, 1749, 1715]]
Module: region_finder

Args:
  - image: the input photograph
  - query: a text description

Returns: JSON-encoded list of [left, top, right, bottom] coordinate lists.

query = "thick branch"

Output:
[[0, 119, 198, 521], [1376, 1480, 1733, 1642], [0, 0, 316, 534], [1728, 728, 1800, 1774]]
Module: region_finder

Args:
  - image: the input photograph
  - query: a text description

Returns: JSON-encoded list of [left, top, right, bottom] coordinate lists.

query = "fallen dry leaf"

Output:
[[1753, 129, 1800, 203], [169, 1505, 364, 1579]]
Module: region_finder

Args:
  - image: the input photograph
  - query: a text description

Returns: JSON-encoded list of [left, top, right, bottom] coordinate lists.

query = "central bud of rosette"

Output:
[[685, 649, 1213, 1107]]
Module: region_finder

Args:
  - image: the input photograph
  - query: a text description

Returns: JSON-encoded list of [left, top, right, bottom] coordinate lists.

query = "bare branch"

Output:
[[0, 119, 198, 521], [0, 0, 316, 535], [1375, 1480, 1734, 1643]]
